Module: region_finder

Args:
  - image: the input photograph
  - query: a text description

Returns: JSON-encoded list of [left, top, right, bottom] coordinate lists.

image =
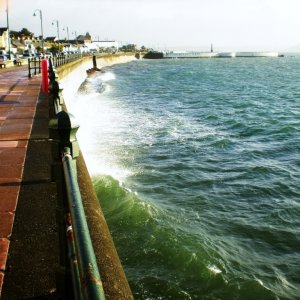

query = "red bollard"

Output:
[[41, 59, 49, 93]]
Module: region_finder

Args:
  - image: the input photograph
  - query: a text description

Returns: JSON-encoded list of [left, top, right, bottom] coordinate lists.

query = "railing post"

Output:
[[38, 57, 41, 74], [34, 58, 37, 75], [49, 111, 80, 172], [49, 80, 64, 115], [48, 58, 56, 83], [48, 57, 53, 73], [93, 55, 96, 69], [28, 58, 31, 78]]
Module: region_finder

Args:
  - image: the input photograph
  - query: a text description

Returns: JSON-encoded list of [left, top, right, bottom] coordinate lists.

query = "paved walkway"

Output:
[[0, 67, 59, 299], [0, 66, 39, 292]]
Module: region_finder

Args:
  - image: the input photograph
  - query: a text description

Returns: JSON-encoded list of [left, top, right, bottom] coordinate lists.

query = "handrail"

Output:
[[52, 53, 91, 68], [48, 57, 106, 299], [29, 52, 130, 78], [62, 147, 106, 300]]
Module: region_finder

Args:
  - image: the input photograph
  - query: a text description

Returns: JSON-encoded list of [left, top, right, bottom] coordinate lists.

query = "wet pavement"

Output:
[[0, 66, 59, 298]]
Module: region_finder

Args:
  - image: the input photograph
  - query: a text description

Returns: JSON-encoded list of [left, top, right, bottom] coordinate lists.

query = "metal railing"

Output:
[[52, 53, 91, 68], [28, 57, 42, 78], [28, 53, 91, 77], [62, 147, 105, 299], [28, 52, 132, 78], [48, 59, 106, 300]]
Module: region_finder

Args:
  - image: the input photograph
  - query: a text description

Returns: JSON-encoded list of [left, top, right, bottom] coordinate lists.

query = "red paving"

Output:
[[0, 67, 41, 294]]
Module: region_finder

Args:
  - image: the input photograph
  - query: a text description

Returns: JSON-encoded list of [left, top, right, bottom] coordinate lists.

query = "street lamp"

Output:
[[52, 19, 60, 41], [63, 27, 70, 52], [33, 9, 44, 53], [72, 31, 77, 43], [6, 0, 11, 59], [63, 27, 69, 43]]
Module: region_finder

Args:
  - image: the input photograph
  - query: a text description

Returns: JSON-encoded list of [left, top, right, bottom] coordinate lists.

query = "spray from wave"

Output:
[[72, 71, 135, 183]]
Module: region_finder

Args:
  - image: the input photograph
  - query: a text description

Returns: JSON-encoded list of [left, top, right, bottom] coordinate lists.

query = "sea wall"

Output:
[[55, 54, 136, 299], [58, 54, 136, 105]]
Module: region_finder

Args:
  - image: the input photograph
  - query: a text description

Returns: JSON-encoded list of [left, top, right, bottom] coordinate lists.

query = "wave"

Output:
[[77, 71, 116, 95], [92, 175, 278, 299], [99, 72, 116, 82], [72, 58, 300, 299]]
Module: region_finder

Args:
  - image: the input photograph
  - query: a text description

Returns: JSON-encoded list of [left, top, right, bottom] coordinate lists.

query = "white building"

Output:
[[0, 28, 8, 51], [91, 40, 119, 52]]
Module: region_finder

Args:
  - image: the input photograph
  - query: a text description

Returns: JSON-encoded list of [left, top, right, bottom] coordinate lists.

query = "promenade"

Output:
[[0, 66, 59, 299]]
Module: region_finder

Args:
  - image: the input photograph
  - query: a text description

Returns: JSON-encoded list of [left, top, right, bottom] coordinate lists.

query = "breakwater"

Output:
[[144, 50, 281, 59]]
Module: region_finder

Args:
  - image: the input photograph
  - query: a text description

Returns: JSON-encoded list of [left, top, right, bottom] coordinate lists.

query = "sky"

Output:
[[1, 0, 300, 51]]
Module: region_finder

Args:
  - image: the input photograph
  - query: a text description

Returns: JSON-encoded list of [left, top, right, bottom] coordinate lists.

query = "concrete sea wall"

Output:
[[55, 54, 136, 299]]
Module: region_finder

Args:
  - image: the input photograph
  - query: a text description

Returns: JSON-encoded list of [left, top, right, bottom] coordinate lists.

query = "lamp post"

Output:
[[72, 31, 79, 54], [72, 31, 77, 43], [6, 0, 11, 59], [33, 9, 44, 53], [63, 27, 70, 53], [52, 19, 60, 41]]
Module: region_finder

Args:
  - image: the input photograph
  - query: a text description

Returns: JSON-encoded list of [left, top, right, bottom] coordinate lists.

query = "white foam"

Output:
[[98, 72, 116, 82], [207, 264, 222, 274]]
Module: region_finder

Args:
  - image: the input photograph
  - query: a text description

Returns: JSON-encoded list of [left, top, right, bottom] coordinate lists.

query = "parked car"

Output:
[[23, 53, 33, 58], [0, 50, 7, 57], [23, 50, 35, 58], [0, 55, 7, 61]]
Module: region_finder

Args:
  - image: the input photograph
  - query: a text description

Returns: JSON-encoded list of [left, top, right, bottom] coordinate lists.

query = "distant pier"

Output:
[[144, 50, 281, 59]]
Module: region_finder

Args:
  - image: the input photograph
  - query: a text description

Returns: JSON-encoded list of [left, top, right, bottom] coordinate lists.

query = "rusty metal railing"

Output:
[[48, 59, 106, 300]]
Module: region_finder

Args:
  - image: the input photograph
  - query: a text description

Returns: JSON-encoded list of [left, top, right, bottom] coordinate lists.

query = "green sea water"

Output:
[[72, 57, 300, 299]]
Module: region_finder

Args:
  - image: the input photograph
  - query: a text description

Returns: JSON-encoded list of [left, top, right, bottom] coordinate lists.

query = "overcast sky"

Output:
[[1, 0, 300, 51]]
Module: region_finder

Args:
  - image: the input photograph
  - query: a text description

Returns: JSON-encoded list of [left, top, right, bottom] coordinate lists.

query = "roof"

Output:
[[77, 32, 92, 41], [11, 39, 24, 48], [77, 35, 85, 41], [45, 37, 57, 42], [93, 40, 118, 43], [0, 27, 8, 36]]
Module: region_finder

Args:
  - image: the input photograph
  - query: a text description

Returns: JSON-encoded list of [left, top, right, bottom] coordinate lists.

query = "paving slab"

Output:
[[0, 185, 20, 212], [0, 213, 14, 238], [0, 239, 9, 271]]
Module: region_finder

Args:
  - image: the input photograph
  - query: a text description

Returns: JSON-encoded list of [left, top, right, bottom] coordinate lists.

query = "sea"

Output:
[[70, 56, 300, 299]]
